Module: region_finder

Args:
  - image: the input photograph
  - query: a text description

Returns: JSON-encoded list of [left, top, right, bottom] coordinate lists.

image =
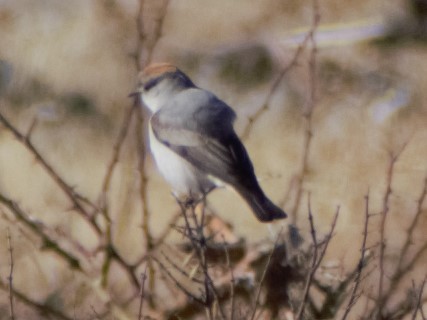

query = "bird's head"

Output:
[[135, 63, 195, 113]]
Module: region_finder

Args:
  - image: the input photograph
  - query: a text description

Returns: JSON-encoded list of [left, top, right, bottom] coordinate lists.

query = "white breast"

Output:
[[148, 122, 215, 197]]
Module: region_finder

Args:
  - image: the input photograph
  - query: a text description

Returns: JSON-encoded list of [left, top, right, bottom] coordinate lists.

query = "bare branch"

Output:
[[0, 279, 73, 320], [378, 143, 409, 314], [160, 251, 204, 284], [98, 103, 136, 214], [0, 111, 101, 235], [397, 175, 427, 271], [6, 228, 15, 320], [249, 229, 283, 320], [135, 0, 171, 69], [240, 1, 319, 141], [296, 196, 340, 320], [289, 0, 321, 223], [222, 235, 236, 320], [412, 276, 427, 320], [138, 265, 148, 320], [152, 256, 205, 306], [0, 193, 82, 270], [341, 192, 371, 320]]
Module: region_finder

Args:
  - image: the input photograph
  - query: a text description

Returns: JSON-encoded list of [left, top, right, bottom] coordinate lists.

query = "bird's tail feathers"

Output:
[[237, 186, 287, 222]]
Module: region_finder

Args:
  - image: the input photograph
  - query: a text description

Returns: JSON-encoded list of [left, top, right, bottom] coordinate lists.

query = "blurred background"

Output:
[[0, 0, 426, 318]]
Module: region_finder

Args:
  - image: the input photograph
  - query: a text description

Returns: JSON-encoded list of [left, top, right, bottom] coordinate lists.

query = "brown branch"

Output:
[[289, 0, 320, 224], [0, 111, 102, 235], [0, 193, 82, 270], [98, 102, 138, 289], [412, 276, 427, 320], [133, 0, 171, 307], [188, 203, 225, 319], [135, 0, 146, 70], [152, 256, 205, 306], [296, 196, 319, 320], [296, 196, 340, 320], [95, 0, 173, 291], [135, 104, 152, 249], [94, 54, 145, 287], [138, 265, 148, 320], [108, 245, 140, 289], [0, 279, 73, 320], [98, 103, 136, 214], [377, 175, 427, 309], [222, 235, 236, 320], [131, 211, 181, 270], [341, 192, 371, 320], [240, 6, 316, 141], [135, 0, 170, 70], [377, 142, 409, 315], [249, 229, 283, 320], [6, 228, 15, 320], [134, 101, 158, 308], [160, 251, 204, 285], [397, 175, 427, 272], [166, 199, 228, 319], [383, 285, 427, 320]]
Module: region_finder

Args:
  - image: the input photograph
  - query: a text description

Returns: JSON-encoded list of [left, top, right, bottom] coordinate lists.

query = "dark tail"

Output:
[[237, 185, 287, 222]]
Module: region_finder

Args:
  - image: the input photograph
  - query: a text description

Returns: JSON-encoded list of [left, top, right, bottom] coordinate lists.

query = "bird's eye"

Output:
[[143, 77, 161, 91]]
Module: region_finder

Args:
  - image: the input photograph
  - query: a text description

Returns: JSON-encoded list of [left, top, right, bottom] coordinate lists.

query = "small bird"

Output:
[[136, 63, 286, 222]]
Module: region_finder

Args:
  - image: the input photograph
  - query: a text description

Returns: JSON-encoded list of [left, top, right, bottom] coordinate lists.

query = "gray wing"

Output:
[[151, 89, 256, 186]]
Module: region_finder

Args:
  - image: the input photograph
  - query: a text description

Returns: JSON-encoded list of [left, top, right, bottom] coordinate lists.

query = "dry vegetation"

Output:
[[0, 0, 426, 319]]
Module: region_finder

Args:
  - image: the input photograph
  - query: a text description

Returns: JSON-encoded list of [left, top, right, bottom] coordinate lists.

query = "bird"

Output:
[[135, 62, 287, 222]]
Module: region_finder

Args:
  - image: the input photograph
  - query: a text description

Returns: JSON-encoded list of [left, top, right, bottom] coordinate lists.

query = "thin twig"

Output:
[[131, 212, 181, 269], [0, 193, 82, 270], [0, 279, 73, 320], [378, 142, 408, 315], [412, 276, 427, 320], [296, 196, 340, 320], [289, 0, 320, 224], [135, 0, 170, 69], [133, 0, 171, 307], [341, 192, 371, 320], [138, 265, 148, 320], [0, 111, 101, 235], [222, 235, 236, 320], [135, 102, 153, 257], [160, 251, 204, 284], [377, 174, 427, 311], [152, 256, 205, 305], [98, 104, 136, 214], [99, 101, 137, 289], [249, 229, 283, 320], [240, 6, 317, 141], [6, 228, 15, 320], [397, 175, 427, 271]]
